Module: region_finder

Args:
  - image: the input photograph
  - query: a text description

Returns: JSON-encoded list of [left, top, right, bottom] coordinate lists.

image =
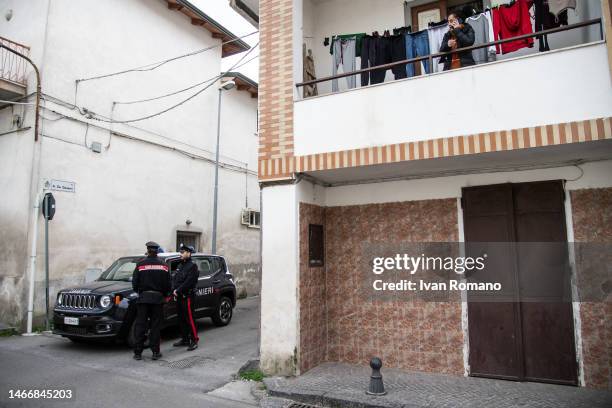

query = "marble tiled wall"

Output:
[[571, 188, 612, 390]]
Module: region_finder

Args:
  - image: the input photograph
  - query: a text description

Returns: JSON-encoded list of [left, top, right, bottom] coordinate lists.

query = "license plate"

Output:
[[64, 317, 79, 326]]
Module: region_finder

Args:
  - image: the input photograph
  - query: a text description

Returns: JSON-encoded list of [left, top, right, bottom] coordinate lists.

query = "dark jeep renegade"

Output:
[[53, 253, 236, 346]]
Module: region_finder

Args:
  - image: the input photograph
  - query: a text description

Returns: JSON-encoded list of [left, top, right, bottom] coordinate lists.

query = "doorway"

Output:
[[462, 180, 578, 385], [176, 231, 201, 252]]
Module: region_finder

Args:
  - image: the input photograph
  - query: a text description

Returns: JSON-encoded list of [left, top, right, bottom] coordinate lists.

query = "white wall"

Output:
[[260, 183, 300, 375], [324, 160, 612, 206], [294, 42, 612, 156], [0, 0, 260, 326]]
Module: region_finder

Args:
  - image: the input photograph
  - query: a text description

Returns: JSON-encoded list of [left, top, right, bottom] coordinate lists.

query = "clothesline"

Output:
[[323, 0, 579, 92]]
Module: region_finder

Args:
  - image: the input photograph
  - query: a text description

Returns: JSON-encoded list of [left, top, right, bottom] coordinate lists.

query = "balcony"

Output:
[[0, 36, 29, 102], [294, 0, 611, 158]]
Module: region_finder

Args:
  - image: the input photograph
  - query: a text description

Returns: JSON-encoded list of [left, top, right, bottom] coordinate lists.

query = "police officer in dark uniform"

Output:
[[172, 244, 200, 351], [132, 241, 171, 360]]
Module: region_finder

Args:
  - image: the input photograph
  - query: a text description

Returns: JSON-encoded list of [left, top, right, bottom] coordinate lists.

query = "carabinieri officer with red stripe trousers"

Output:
[[172, 244, 200, 351]]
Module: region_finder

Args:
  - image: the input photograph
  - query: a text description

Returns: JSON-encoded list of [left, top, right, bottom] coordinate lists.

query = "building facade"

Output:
[[258, 0, 612, 390], [0, 0, 260, 329]]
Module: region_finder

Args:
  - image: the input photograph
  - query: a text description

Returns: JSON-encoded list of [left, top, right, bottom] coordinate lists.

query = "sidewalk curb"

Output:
[[264, 378, 405, 408]]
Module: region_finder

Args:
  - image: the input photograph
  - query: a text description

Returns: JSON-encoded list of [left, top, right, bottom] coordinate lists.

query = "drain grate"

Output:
[[162, 356, 213, 369], [287, 402, 322, 408]]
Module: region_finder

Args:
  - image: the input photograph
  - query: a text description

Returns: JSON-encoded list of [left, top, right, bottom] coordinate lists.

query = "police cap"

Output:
[[179, 243, 195, 253], [146, 241, 160, 249]]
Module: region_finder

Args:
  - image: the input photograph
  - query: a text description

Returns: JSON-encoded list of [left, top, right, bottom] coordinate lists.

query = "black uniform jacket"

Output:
[[172, 258, 199, 296], [132, 255, 171, 304]]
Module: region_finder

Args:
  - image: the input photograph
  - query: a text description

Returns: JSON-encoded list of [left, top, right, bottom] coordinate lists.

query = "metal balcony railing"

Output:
[[296, 18, 604, 97], [0, 36, 30, 86]]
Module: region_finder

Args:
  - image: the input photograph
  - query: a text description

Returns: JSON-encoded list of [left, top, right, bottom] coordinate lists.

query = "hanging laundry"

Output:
[[428, 24, 447, 73], [547, 0, 576, 17], [466, 13, 492, 64], [492, 0, 534, 55], [332, 37, 356, 92], [533, 0, 569, 52], [490, 0, 513, 6], [390, 34, 407, 80], [303, 44, 318, 97], [329, 33, 366, 57], [484, 10, 497, 61], [405, 30, 431, 77]]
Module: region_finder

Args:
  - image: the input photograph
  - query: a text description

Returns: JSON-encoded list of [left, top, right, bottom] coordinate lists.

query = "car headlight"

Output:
[[100, 295, 111, 308], [57, 293, 63, 305]]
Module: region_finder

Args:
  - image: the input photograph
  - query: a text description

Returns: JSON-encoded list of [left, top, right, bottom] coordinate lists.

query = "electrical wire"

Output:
[[37, 104, 257, 176], [76, 31, 258, 83], [86, 42, 259, 124], [114, 52, 258, 105], [0, 100, 36, 105]]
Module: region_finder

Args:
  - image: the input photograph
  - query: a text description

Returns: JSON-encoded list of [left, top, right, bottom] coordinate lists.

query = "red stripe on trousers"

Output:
[[186, 298, 199, 342]]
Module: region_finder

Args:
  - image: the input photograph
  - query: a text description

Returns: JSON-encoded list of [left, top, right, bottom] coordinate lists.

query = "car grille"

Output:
[[61, 294, 97, 309], [62, 326, 87, 335]]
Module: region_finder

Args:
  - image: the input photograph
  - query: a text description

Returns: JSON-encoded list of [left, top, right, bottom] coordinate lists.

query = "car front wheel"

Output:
[[212, 296, 233, 326]]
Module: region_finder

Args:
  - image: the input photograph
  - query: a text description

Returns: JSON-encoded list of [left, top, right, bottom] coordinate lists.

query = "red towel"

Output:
[[492, 0, 534, 54]]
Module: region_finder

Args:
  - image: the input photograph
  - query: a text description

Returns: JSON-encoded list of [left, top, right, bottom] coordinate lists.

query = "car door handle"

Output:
[[213, 279, 221, 284]]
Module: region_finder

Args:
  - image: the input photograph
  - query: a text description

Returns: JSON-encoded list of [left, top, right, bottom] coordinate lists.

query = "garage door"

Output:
[[462, 181, 577, 385]]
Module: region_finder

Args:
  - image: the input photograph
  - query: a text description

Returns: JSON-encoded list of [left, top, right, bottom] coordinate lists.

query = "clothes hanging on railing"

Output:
[[533, 0, 570, 52], [484, 10, 497, 55], [328, 33, 366, 57], [428, 24, 448, 73], [390, 34, 408, 80], [332, 37, 356, 92], [405, 30, 431, 77], [466, 13, 495, 64], [492, 0, 534, 54], [303, 44, 318, 97]]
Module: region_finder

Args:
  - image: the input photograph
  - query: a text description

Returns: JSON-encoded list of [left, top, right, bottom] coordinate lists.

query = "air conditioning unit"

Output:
[[241, 208, 260, 229]]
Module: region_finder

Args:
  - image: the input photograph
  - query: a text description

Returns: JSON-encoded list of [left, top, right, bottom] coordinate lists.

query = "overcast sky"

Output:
[[191, 0, 259, 82]]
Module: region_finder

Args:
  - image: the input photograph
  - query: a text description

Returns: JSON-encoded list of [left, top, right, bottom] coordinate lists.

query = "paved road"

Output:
[[0, 296, 260, 408]]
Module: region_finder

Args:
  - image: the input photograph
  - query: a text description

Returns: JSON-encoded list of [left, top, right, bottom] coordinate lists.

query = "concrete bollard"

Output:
[[366, 357, 387, 395]]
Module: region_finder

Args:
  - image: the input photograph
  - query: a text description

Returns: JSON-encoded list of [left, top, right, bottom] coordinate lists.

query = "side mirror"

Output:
[[85, 268, 103, 283]]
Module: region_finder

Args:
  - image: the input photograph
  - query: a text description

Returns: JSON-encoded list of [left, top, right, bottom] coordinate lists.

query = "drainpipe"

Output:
[[24, 193, 41, 335], [0, 43, 41, 141], [0, 41, 43, 334]]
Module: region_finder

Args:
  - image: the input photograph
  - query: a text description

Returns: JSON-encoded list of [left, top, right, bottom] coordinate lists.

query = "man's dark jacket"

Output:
[[132, 255, 171, 304], [172, 258, 199, 296], [439, 23, 476, 71]]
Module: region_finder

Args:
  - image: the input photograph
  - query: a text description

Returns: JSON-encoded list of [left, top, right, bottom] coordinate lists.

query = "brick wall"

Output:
[[571, 187, 612, 390], [299, 203, 327, 373], [298, 199, 464, 375], [258, 0, 294, 180]]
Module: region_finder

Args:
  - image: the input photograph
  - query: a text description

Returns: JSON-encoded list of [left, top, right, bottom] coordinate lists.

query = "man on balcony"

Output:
[[439, 12, 476, 71]]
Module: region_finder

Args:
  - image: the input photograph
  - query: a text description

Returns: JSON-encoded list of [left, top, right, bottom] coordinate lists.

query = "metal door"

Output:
[[462, 181, 577, 384]]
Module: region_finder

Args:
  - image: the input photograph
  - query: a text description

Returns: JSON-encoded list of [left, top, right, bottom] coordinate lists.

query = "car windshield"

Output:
[[98, 257, 141, 282]]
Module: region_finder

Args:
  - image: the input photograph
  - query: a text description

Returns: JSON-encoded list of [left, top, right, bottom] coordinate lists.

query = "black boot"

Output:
[[152, 351, 162, 360], [133, 353, 142, 360], [187, 340, 198, 351], [173, 339, 188, 347]]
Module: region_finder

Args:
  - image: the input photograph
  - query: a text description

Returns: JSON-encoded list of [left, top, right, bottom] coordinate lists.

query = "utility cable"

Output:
[[76, 31, 258, 83], [114, 53, 258, 105], [86, 42, 258, 124]]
